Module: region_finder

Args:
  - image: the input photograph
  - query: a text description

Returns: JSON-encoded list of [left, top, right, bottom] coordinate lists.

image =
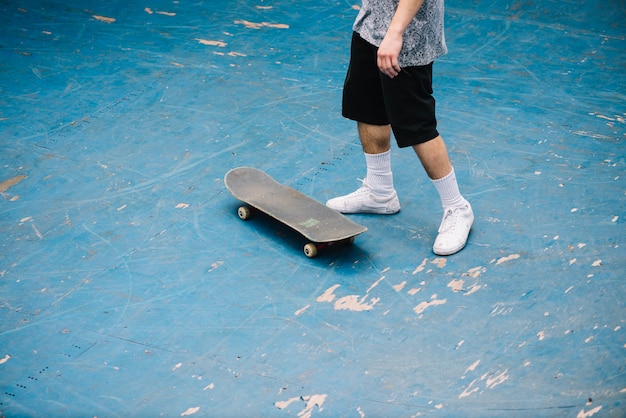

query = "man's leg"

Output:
[[326, 122, 400, 214], [412, 135, 451, 180], [358, 122, 391, 154], [414, 135, 474, 255]]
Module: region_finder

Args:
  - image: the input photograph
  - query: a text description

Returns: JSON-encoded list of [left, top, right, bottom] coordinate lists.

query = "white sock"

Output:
[[432, 167, 465, 208], [364, 150, 394, 197]]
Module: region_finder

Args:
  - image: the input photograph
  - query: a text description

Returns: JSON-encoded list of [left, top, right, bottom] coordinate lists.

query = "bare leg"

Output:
[[358, 122, 392, 154], [412, 135, 452, 180]]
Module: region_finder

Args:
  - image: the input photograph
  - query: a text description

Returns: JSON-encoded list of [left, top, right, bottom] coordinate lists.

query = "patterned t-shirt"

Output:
[[353, 0, 447, 67]]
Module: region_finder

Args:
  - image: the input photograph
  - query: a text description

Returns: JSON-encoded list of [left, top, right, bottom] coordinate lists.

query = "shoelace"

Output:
[[348, 178, 371, 196], [439, 207, 460, 233]]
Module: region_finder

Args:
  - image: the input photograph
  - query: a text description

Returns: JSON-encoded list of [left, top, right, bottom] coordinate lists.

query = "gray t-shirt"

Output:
[[353, 0, 447, 67]]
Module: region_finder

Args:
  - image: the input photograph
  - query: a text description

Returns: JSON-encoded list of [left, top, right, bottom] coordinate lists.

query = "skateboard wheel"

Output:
[[237, 206, 251, 220], [303, 243, 318, 258]]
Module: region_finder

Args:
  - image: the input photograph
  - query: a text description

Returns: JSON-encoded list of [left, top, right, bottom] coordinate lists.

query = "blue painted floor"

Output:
[[1, 0, 625, 416]]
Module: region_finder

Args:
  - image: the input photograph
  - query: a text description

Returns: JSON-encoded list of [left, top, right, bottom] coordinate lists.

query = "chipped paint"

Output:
[[464, 266, 486, 278], [464, 359, 480, 375], [576, 406, 602, 418], [414, 295, 447, 314], [196, 38, 227, 47], [275, 394, 327, 418], [431, 257, 447, 268], [459, 379, 480, 399], [316, 284, 340, 302], [208, 261, 223, 272], [412, 258, 428, 274], [0, 175, 27, 193], [317, 281, 380, 312], [495, 254, 520, 265], [448, 278, 464, 292], [295, 304, 310, 316], [334, 294, 379, 311], [449, 273, 482, 295], [234, 20, 289, 29], [392, 281, 406, 292], [485, 369, 509, 389], [180, 406, 200, 416], [93, 15, 116, 23]]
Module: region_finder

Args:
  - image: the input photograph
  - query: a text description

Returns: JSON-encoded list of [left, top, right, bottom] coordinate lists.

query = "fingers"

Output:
[[377, 36, 403, 78], [377, 55, 401, 78]]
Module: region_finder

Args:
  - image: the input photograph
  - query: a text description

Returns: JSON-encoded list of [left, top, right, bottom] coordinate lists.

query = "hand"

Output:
[[377, 32, 403, 78]]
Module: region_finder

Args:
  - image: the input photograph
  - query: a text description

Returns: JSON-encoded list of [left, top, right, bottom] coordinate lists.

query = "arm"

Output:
[[377, 0, 425, 78]]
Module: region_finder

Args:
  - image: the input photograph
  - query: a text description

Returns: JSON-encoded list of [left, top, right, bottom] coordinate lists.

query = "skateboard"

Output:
[[224, 167, 367, 257]]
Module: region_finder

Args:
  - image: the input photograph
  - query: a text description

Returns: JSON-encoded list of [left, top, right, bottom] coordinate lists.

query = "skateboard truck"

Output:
[[235, 203, 357, 258]]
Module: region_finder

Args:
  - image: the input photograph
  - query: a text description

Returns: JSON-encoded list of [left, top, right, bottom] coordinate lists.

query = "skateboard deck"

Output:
[[224, 167, 367, 257]]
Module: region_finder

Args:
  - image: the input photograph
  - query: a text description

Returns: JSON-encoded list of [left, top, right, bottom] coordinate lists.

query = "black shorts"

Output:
[[342, 32, 439, 148]]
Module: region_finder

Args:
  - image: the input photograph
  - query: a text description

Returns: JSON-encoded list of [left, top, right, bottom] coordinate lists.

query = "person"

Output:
[[326, 0, 473, 256]]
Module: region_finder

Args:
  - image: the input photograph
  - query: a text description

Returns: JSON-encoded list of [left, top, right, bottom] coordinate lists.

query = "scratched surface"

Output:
[[1, 0, 624, 417]]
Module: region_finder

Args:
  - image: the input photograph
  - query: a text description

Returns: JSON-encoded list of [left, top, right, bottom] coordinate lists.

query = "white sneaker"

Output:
[[326, 180, 401, 214], [433, 201, 474, 256]]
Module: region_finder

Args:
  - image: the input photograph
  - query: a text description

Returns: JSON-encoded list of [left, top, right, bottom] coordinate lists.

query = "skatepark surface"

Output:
[[1, 0, 624, 416]]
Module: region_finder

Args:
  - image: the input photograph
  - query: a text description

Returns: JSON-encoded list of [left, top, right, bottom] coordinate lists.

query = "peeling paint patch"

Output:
[[412, 258, 428, 274], [334, 294, 379, 311], [393, 281, 406, 292], [459, 378, 480, 398], [275, 396, 300, 409], [208, 261, 223, 272], [414, 295, 447, 314], [0, 175, 27, 193], [93, 15, 116, 23], [275, 394, 327, 418], [485, 369, 509, 389], [235, 20, 289, 29], [464, 266, 486, 278], [196, 38, 227, 47], [464, 359, 480, 375], [576, 406, 602, 418], [317, 281, 380, 312], [432, 257, 447, 268], [317, 284, 340, 303], [494, 254, 520, 265], [366, 276, 385, 293], [459, 363, 510, 399], [448, 279, 464, 292], [180, 406, 200, 416], [295, 304, 310, 316]]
